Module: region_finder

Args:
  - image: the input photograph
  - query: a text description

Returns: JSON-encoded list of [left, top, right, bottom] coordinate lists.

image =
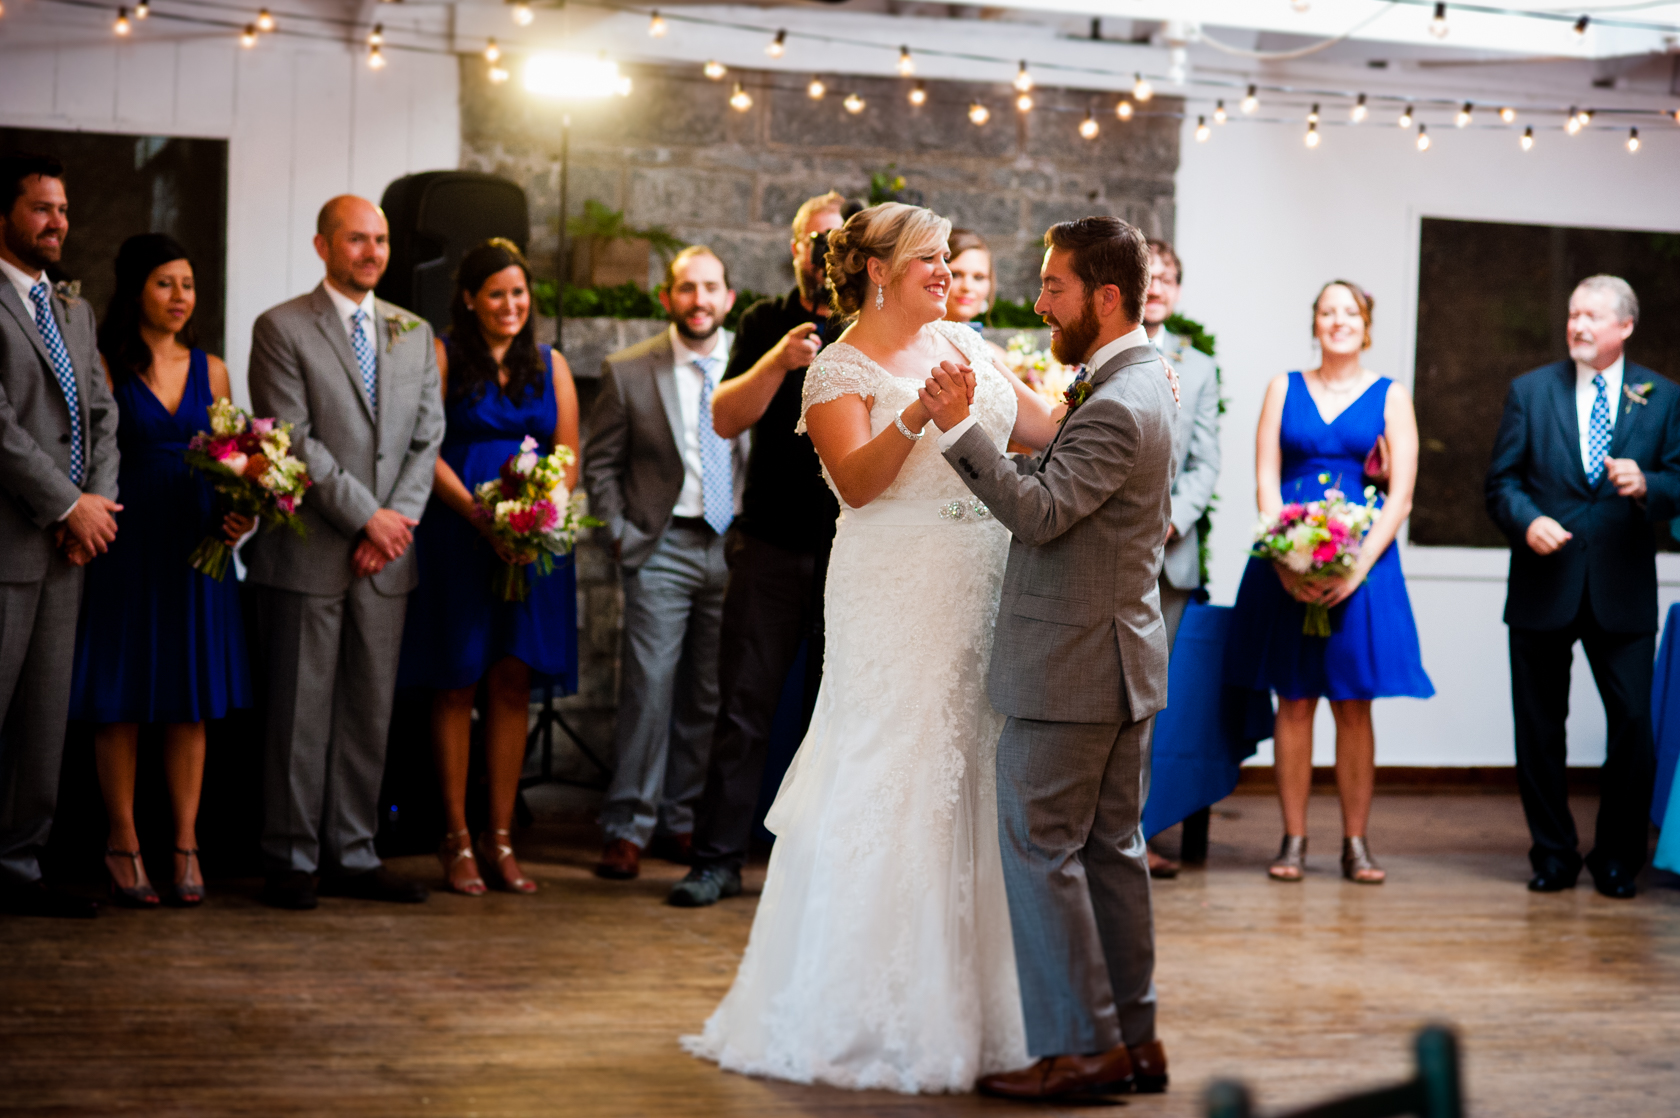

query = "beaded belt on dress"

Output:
[[840, 497, 993, 526]]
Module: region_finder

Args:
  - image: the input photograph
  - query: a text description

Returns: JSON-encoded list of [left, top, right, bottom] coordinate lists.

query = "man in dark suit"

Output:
[[0, 153, 122, 918], [1486, 274, 1680, 899]]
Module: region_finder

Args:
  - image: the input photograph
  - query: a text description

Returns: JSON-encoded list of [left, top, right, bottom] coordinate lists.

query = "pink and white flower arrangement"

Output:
[[1250, 478, 1380, 636], [471, 436, 598, 602], [183, 399, 310, 579]]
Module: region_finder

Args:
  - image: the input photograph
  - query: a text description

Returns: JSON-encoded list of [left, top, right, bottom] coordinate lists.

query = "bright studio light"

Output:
[[1014, 61, 1034, 93], [908, 81, 927, 106], [1080, 112, 1099, 139], [524, 52, 633, 99], [1214, 100, 1228, 124], [898, 46, 915, 76], [1417, 124, 1431, 150], [807, 78, 826, 100], [1520, 126, 1534, 150], [729, 83, 752, 111], [647, 10, 667, 37], [766, 30, 786, 58], [1195, 115, 1211, 142], [1398, 105, 1414, 128], [1133, 73, 1154, 102], [1241, 85, 1258, 114], [1351, 94, 1368, 123], [510, 0, 533, 27], [1429, 1, 1448, 38], [969, 101, 990, 125], [843, 91, 865, 114]]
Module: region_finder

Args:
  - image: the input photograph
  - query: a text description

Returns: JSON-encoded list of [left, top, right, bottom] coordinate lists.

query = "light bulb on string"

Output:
[[703, 60, 726, 80], [1133, 73, 1153, 102], [1307, 103, 1319, 124], [1241, 85, 1258, 114], [1500, 106, 1516, 124], [969, 101, 990, 125], [1079, 112, 1099, 140], [113, 7, 131, 35], [1214, 100, 1227, 124], [134, 0, 148, 19], [898, 46, 915, 77], [1014, 62, 1033, 93], [256, 8, 276, 31], [484, 38, 501, 63], [1428, 2, 1448, 38], [1304, 122, 1320, 148], [1016, 92, 1033, 113], [1572, 15, 1589, 41], [1520, 126, 1534, 150], [1398, 105, 1414, 128], [1627, 127, 1640, 152], [766, 30, 786, 58], [1195, 115, 1211, 142], [367, 43, 386, 69], [1576, 108, 1593, 127], [1292, 0, 1310, 11], [1115, 99, 1134, 121], [647, 10, 667, 37], [1351, 94, 1368, 123], [489, 63, 509, 84], [368, 23, 383, 46], [1456, 102, 1472, 128], [1673, 108, 1680, 124], [729, 84, 752, 111], [1566, 112, 1582, 135], [510, 0, 533, 28], [843, 92, 865, 115], [1417, 124, 1430, 151], [908, 81, 927, 107], [239, 22, 257, 47], [807, 78, 825, 100]]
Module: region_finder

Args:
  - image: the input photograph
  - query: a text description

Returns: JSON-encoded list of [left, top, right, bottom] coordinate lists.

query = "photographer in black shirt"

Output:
[[668, 190, 853, 907]]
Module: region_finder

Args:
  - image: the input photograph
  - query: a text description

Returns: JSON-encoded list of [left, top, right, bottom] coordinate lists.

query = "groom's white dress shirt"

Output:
[[1575, 355, 1624, 476], [936, 324, 1151, 451]]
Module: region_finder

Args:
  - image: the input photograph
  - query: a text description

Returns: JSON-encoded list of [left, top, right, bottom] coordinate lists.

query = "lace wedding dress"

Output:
[[682, 321, 1030, 1093]]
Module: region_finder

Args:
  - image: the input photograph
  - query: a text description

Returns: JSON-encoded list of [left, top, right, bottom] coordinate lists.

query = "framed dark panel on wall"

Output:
[[0, 127, 228, 358], [1410, 216, 1680, 548]]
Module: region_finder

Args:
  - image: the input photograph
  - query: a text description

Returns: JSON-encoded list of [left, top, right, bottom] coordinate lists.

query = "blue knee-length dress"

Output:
[[1224, 372, 1434, 702], [398, 346, 579, 692], [69, 349, 252, 723]]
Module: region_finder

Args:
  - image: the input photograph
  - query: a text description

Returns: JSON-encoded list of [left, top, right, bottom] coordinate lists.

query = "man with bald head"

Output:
[[246, 194, 444, 909]]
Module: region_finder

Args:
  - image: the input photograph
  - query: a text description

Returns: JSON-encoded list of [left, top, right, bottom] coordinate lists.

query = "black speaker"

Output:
[[377, 171, 529, 334]]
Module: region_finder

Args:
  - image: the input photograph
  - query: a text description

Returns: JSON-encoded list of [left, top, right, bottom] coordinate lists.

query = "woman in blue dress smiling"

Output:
[[398, 239, 580, 896], [1225, 281, 1433, 885]]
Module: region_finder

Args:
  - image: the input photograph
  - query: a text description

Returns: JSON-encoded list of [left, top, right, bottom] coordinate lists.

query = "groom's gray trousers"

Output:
[[997, 714, 1157, 1057]]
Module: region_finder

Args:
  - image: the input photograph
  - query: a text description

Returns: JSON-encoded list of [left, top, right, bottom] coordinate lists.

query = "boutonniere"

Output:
[[52, 280, 82, 303], [383, 311, 421, 353], [1059, 379, 1092, 424], [1623, 381, 1654, 415]]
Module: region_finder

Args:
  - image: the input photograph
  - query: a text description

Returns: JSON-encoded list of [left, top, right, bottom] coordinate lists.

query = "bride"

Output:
[[682, 202, 1063, 1093]]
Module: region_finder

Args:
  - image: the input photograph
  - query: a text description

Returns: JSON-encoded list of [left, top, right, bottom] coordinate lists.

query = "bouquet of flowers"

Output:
[[1250, 477, 1380, 636], [183, 399, 311, 580], [1005, 332, 1076, 406], [471, 436, 599, 602]]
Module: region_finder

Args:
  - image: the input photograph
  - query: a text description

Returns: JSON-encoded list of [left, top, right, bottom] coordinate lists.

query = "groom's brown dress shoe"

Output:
[[1128, 1039, 1169, 1093], [976, 1043, 1135, 1099]]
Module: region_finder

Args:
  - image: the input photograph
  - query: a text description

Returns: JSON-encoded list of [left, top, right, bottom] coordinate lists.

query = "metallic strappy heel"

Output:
[[1342, 836, 1386, 884], [477, 829, 537, 894], [105, 848, 160, 908], [171, 847, 205, 906], [438, 830, 486, 896], [1268, 835, 1307, 882]]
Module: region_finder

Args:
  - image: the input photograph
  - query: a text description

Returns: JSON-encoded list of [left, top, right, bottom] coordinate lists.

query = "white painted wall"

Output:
[[0, 12, 460, 402], [1174, 114, 1680, 766]]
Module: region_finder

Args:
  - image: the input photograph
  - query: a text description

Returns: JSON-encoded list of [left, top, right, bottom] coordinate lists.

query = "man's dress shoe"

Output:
[[318, 866, 428, 903], [595, 839, 641, 880], [1590, 864, 1638, 899], [977, 1043, 1135, 1099], [1527, 868, 1578, 893], [1129, 1039, 1170, 1093], [0, 881, 98, 919], [262, 871, 318, 910]]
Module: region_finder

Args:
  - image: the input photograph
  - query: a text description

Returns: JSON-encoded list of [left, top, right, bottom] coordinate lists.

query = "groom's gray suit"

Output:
[[942, 337, 1176, 1057], [246, 282, 444, 876]]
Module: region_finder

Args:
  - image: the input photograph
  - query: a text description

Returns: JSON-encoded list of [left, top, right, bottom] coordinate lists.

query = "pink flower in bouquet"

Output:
[[250, 417, 275, 435], [276, 493, 297, 514], [531, 499, 559, 532], [507, 506, 542, 536], [1280, 502, 1305, 523], [1327, 519, 1349, 544], [1312, 541, 1339, 564]]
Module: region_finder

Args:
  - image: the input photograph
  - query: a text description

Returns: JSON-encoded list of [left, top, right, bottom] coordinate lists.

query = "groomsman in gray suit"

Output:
[[246, 195, 444, 910], [583, 246, 748, 881], [922, 217, 1177, 1100], [0, 154, 121, 918], [1143, 238, 1221, 879]]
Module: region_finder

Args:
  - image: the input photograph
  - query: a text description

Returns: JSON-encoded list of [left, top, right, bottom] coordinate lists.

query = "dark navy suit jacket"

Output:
[[1485, 360, 1680, 633]]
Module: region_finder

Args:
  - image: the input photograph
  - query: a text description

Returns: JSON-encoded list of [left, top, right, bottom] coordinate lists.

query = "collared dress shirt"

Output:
[[1575, 354, 1625, 477], [667, 324, 738, 520]]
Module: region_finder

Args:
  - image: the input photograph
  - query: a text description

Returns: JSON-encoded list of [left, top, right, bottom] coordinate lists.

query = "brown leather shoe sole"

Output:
[[594, 840, 641, 880], [977, 1045, 1136, 1100]]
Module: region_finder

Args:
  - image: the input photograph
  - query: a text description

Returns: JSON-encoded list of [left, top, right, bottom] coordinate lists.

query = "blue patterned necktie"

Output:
[[349, 307, 378, 416], [694, 356, 734, 535], [28, 280, 83, 486], [1585, 372, 1611, 486]]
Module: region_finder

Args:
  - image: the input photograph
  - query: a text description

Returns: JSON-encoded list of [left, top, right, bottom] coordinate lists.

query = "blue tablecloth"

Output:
[[1143, 602, 1275, 840], [1650, 603, 1680, 870]]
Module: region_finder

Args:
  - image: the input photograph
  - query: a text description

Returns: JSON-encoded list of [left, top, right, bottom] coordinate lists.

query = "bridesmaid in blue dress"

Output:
[[70, 234, 253, 907], [1225, 280, 1433, 885], [398, 239, 580, 896]]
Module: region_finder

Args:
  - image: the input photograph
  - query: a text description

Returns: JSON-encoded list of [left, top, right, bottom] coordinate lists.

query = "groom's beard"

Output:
[[1047, 295, 1101, 366]]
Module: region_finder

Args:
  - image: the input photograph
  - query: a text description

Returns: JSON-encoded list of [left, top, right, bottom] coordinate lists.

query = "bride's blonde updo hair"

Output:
[[824, 202, 953, 319]]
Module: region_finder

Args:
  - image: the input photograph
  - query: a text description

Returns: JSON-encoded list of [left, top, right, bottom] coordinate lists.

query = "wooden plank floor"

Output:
[[2, 790, 1677, 1117]]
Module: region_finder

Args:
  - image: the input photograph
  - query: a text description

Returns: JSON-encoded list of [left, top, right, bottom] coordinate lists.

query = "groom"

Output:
[[920, 217, 1177, 1100]]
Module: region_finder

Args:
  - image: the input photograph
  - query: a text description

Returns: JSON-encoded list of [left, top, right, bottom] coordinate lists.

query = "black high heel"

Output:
[[171, 847, 205, 906], [105, 848, 160, 908]]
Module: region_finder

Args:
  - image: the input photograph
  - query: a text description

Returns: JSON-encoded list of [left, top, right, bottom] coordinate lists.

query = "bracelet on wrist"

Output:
[[894, 410, 925, 442]]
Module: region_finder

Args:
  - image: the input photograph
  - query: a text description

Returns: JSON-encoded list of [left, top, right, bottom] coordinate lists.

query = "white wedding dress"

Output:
[[682, 321, 1030, 1093]]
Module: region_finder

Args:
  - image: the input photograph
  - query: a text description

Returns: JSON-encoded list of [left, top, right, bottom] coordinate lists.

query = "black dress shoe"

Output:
[[1527, 868, 1578, 893], [318, 866, 428, 904], [262, 870, 319, 910], [0, 881, 99, 919], [1590, 865, 1638, 899]]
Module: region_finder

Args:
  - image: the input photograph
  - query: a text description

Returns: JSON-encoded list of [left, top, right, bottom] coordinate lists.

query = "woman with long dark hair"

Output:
[[397, 238, 581, 895], [70, 233, 253, 907]]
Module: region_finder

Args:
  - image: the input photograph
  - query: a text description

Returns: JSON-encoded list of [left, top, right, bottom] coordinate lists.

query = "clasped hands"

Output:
[[916, 361, 978, 433], [355, 507, 419, 577]]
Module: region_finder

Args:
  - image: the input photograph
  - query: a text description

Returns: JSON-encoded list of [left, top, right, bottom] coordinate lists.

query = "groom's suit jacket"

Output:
[[1485, 359, 1680, 634], [244, 283, 445, 597], [944, 343, 1177, 725]]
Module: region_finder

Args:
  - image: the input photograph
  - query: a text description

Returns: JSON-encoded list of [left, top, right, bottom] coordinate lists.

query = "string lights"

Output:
[[703, 59, 726, 80], [1399, 105, 1414, 128], [766, 29, 786, 58], [1079, 111, 1099, 139], [1566, 106, 1583, 134], [898, 46, 915, 77], [134, 0, 147, 19], [1417, 124, 1431, 150], [1500, 106, 1516, 124], [729, 82, 752, 111], [368, 43, 387, 69], [1013, 62, 1034, 93], [1628, 127, 1641, 152], [239, 22, 256, 47], [113, 7, 130, 35], [254, 7, 274, 32], [1456, 102, 1473, 128], [843, 91, 865, 114], [1572, 14, 1590, 40], [1521, 126, 1534, 150], [1351, 94, 1367, 123], [1016, 90, 1034, 113], [1116, 99, 1134, 121], [908, 80, 927, 106], [484, 38, 501, 63], [1241, 85, 1259, 114], [1133, 73, 1154, 103], [807, 77, 825, 100], [367, 23, 383, 46], [1305, 120, 1321, 147], [1196, 115, 1211, 142], [510, 0, 532, 28], [647, 9, 666, 37], [969, 101, 990, 125], [1429, 2, 1449, 38], [1307, 103, 1320, 124], [1214, 100, 1228, 125]]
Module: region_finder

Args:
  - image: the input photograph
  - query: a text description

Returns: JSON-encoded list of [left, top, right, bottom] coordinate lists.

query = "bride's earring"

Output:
[[875, 284, 884, 311]]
